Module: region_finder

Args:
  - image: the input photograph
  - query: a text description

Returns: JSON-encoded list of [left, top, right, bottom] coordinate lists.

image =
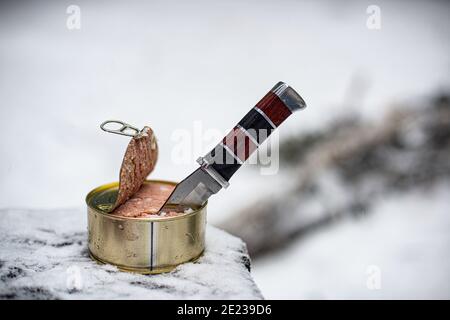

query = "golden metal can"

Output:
[[86, 180, 206, 274]]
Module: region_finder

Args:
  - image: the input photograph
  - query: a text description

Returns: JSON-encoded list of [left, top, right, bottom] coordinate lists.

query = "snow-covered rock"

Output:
[[0, 208, 262, 300]]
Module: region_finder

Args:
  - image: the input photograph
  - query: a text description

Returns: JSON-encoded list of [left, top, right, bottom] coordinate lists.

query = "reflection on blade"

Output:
[[158, 168, 222, 211]]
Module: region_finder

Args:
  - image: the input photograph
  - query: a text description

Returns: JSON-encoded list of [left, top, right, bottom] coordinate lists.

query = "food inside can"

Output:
[[97, 120, 189, 217], [93, 180, 194, 218]]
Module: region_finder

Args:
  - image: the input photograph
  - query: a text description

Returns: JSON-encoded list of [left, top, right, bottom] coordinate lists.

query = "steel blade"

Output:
[[158, 168, 222, 211]]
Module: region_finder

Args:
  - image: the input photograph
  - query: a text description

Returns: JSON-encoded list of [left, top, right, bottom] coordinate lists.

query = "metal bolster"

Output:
[[196, 157, 230, 189], [271, 81, 307, 112]]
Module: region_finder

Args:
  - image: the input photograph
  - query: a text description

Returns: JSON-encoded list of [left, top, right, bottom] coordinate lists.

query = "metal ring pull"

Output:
[[100, 120, 142, 138]]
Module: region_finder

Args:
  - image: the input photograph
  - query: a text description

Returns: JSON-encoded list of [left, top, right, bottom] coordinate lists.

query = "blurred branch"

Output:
[[220, 93, 450, 259]]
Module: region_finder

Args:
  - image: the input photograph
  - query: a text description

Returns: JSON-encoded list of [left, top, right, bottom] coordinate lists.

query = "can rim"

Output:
[[86, 179, 207, 222]]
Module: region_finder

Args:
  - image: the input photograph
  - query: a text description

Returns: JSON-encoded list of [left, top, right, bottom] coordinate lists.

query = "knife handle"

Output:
[[198, 81, 306, 187]]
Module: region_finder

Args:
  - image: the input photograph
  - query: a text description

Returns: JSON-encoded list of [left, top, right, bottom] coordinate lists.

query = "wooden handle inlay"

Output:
[[203, 82, 305, 183]]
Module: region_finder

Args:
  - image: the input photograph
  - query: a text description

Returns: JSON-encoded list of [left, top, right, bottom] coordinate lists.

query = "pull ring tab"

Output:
[[100, 120, 142, 138]]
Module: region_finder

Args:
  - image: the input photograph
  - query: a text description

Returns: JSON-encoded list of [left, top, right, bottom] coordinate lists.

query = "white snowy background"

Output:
[[1, 0, 449, 299]]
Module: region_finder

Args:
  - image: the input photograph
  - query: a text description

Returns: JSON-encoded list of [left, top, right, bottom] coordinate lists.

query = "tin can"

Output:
[[86, 180, 206, 274]]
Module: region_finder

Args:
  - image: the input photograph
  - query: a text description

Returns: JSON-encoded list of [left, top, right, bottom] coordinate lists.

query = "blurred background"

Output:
[[0, 0, 449, 299]]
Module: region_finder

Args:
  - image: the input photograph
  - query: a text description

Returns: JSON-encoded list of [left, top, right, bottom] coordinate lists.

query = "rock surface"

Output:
[[0, 208, 262, 300]]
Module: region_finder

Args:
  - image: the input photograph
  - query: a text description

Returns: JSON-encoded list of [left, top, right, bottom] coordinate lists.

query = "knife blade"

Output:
[[161, 167, 222, 209], [158, 81, 306, 212]]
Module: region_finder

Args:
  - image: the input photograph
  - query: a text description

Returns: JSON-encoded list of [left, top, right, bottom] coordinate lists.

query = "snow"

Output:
[[0, 0, 449, 299], [252, 182, 450, 299], [0, 208, 262, 300]]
